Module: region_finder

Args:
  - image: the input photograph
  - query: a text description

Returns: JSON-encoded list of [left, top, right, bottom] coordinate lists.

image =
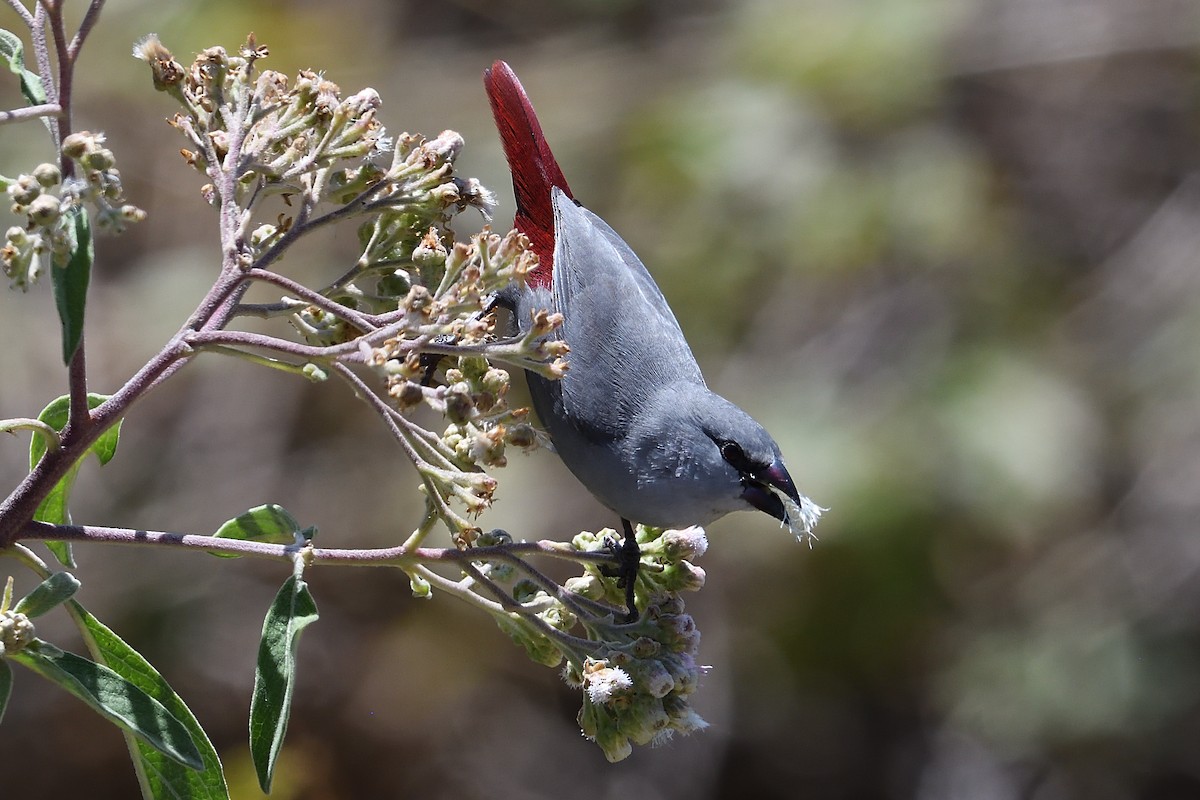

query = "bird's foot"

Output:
[[417, 334, 456, 386], [417, 297, 503, 386], [613, 519, 640, 623]]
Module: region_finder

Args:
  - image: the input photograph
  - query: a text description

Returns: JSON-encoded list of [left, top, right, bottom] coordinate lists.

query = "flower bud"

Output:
[[661, 526, 708, 561], [403, 284, 431, 313], [32, 163, 61, 187], [659, 561, 706, 593], [663, 696, 709, 735], [342, 87, 381, 118], [119, 204, 147, 223], [595, 729, 633, 764], [564, 573, 604, 600], [27, 194, 61, 226], [61, 133, 90, 159], [409, 573, 431, 599], [0, 610, 35, 655], [391, 380, 424, 409], [504, 423, 537, 449], [425, 130, 464, 162], [8, 174, 40, 206], [623, 695, 671, 746], [411, 229, 447, 268], [444, 386, 475, 424], [631, 658, 675, 699], [82, 148, 115, 171]]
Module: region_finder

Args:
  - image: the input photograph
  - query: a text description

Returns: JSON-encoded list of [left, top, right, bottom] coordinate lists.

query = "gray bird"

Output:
[[484, 61, 821, 615]]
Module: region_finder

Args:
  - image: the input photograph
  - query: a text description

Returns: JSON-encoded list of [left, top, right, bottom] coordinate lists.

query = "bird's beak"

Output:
[[740, 459, 801, 523]]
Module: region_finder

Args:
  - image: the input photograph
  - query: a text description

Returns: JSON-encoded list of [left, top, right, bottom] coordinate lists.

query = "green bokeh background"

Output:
[[2, 0, 1200, 797]]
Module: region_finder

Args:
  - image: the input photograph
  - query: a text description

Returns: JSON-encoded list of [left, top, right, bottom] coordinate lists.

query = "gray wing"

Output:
[[549, 188, 705, 436]]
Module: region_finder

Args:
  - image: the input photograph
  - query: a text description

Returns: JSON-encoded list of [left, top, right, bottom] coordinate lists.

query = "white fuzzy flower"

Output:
[[583, 660, 633, 705]]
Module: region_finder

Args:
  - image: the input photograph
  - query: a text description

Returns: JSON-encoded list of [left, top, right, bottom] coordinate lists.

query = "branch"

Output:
[[14, 519, 616, 568], [247, 181, 387, 275], [5, 0, 34, 27], [193, 343, 318, 377], [42, 0, 71, 146], [0, 102, 62, 124], [244, 267, 375, 332], [330, 361, 477, 535], [455, 559, 597, 656], [66, 0, 105, 61], [184, 329, 347, 362]]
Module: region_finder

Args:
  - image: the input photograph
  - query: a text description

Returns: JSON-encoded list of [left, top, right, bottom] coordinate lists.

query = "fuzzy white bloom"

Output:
[[131, 33, 165, 62], [778, 489, 826, 547], [583, 660, 633, 705], [664, 706, 709, 741]]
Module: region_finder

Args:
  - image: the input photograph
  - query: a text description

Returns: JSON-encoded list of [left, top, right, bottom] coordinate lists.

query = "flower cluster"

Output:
[[471, 525, 711, 761], [2, 133, 144, 290], [137, 34, 389, 204], [0, 608, 35, 656], [136, 33, 496, 299], [572, 594, 709, 762], [136, 36, 555, 528], [356, 228, 565, 518]]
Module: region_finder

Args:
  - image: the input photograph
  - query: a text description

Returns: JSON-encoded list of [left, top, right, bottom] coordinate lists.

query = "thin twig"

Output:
[[493, 549, 617, 620], [29, 4, 55, 111], [0, 417, 61, 451], [66, 0, 105, 61], [331, 361, 476, 534], [0, 103, 62, 124], [5, 0, 34, 27], [42, 0, 71, 143], [456, 559, 597, 654], [245, 267, 375, 332]]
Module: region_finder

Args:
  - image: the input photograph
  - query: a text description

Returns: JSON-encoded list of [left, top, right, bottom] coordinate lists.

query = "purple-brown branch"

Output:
[[16, 519, 617, 568]]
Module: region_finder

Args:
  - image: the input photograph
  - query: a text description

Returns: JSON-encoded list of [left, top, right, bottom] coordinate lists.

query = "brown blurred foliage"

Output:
[[2, 0, 1200, 797]]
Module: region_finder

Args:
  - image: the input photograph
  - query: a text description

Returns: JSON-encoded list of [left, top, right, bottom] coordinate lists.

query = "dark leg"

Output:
[[418, 334, 456, 386], [418, 293, 506, 386], [618, 518, 640, 623]]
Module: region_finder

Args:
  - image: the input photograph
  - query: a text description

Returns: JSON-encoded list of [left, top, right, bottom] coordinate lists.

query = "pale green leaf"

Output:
[[0, 28, 47, 106], [72, 602, 230, 799], [249, 576, 319, 793], [210, 504, 302, 558], [13, 570, 79, 617], [10, 642, 203, 770]]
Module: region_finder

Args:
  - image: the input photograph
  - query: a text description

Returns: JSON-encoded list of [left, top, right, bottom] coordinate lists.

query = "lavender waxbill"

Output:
[[484, 61, 822, 618]]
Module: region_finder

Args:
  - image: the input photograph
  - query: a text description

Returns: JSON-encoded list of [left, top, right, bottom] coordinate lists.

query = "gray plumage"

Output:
[[515, 189, 817, 533]]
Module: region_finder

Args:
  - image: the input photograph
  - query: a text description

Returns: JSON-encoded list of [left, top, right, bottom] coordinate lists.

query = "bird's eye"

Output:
[[720, 441, 747, 468]]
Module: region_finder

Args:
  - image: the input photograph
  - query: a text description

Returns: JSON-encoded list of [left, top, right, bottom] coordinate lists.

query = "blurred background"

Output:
[[2, 0, 1200, 797]]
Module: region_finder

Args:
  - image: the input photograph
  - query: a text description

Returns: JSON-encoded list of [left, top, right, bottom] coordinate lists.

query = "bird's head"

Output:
[[648, 389, 821, 540]]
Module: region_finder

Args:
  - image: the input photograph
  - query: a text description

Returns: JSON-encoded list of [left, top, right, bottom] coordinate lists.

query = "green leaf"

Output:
[[210, 504, 302, 558], [249, 575, 319, 793], [29, 392, 122, 567], [0, 28, 47, 106], [0, 660, 12, 725], [72, 601, 230, 799], [53, 206, 93, 365], [10, 641, 203, 770], [14, 570, 79, 617]]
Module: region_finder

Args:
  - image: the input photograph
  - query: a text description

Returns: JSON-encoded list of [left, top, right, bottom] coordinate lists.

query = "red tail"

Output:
[[484, 60, 574, 288]]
